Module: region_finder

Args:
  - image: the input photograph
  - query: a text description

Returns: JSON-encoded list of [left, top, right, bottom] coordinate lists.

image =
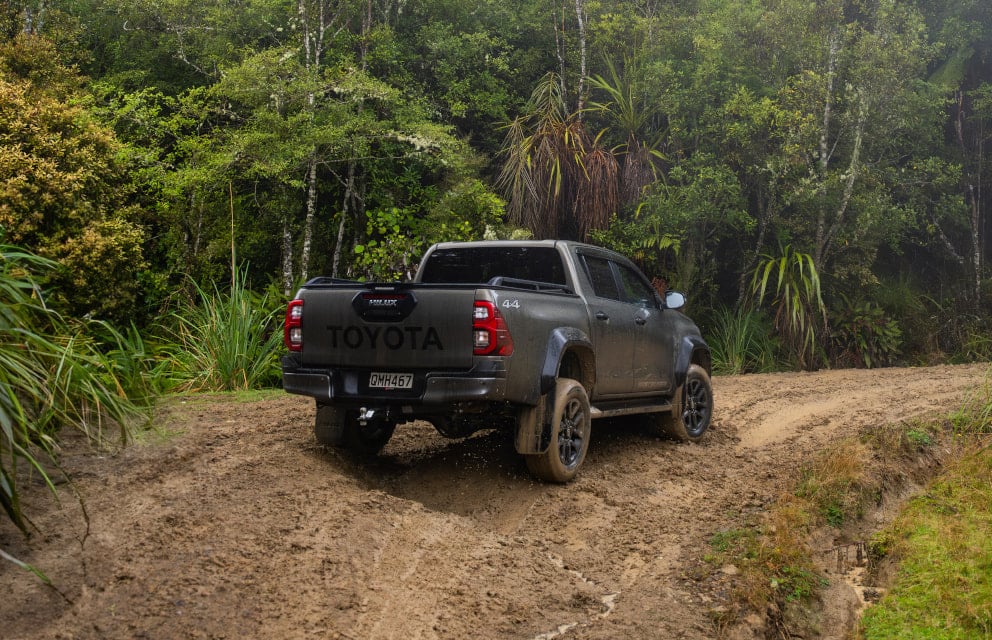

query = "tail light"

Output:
[[284, 299, 303, 351], [473, 301, 514, 356]]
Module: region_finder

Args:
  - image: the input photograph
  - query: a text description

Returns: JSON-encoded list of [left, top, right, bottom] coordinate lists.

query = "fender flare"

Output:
[[539, 327, 594, 396], [516, 327, 594, 456], [673, 334, 712, 389]]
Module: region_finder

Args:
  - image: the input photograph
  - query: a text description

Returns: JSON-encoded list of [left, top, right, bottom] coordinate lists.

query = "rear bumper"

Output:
[[281, 356, 506, 406]]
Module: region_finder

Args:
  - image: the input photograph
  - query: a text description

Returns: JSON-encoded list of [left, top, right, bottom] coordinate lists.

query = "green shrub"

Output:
[[872, 276, 941, 364], [829, 296, 902, 368], [921, 296, 992, 364]]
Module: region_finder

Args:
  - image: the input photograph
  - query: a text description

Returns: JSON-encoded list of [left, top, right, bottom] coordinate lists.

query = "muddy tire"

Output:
[[655, 364, 712, 442], [525, 378, 591, 483], [315, 405, 395, 454]]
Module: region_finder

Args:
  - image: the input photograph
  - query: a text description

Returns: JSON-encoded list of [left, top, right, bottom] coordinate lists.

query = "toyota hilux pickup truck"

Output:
[[281, 239, 712, 482]]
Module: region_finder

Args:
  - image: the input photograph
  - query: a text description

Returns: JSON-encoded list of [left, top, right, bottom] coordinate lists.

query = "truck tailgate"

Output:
[[298, 285, 477, 370]]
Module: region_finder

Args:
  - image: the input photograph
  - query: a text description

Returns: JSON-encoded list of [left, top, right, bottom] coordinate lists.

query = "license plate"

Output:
[[369, 372, 414, 390]]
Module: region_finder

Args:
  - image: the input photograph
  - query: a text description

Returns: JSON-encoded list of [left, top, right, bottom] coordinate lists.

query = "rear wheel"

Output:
[[314, 404, 395, 454], [525, 378, 591, 483], [654, 364, 712, 442], [344, 414, 396, 455]]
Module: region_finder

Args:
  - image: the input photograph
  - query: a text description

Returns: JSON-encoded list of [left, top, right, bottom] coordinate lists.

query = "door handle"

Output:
[[596, 311, 609, 321]]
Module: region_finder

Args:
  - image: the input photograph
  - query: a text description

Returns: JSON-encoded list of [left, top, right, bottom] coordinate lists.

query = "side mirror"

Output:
[[665, 291, 686, 310]]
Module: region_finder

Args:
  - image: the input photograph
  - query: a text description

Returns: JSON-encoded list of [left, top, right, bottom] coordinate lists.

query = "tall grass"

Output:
[[707, 306, 779, 375], [1, 245, 150, 574], [950, 367, 992, 434], [158, 269, 283, 392], [99, 320, 169, 400]]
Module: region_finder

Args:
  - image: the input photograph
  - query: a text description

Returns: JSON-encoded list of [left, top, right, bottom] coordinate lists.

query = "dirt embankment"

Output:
[[1, 363, 987, 639]]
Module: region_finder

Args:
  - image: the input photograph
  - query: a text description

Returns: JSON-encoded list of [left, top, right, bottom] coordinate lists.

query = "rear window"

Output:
[[419, 247, 567, 285]]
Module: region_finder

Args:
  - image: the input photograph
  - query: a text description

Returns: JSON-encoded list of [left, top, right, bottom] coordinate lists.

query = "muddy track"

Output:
[[1, 364, 986, 639]]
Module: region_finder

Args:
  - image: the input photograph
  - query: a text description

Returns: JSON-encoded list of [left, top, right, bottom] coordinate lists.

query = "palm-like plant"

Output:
[[497, 72, 618, 240], [586, 56, 666, 206], [749, 245, 826, 370]]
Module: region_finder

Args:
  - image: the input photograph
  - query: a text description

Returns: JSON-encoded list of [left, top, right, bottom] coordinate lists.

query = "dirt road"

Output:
[[1, 364, 987, 639]]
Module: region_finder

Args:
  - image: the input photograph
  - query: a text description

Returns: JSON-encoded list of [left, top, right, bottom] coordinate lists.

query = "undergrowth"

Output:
[[706, 419, 950, 638], [859, 444, 992, 639], [858, 371, 992, 639], [709, 369, 992, 639], [1, 245, 151, 580]]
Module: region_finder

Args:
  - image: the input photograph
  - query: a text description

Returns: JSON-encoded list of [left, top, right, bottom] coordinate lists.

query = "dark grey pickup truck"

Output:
[[282, 240, 712, 482]]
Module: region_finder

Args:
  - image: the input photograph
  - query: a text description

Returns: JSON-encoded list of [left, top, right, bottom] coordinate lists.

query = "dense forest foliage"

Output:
[[2, 0, 992, 369]]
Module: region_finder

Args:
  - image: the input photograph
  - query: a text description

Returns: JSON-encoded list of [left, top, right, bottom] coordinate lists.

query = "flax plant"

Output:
[[707, 306, 779, 374], [160, 269, 282, 392], [1, 245, 147, 574]]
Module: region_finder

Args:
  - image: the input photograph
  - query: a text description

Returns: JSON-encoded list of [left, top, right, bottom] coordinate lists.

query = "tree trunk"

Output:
[[554, 3, 567, 104], [22, 3, 43, 34], [296, 0, 338, 285], [813, 32, 839, 272], [300, 153, 318, 283], [190, 193, 203, 266], [738, 185, 774, 307], [331, 161, 356, 278], [229, 181, 236, 288], [967, 102, 984, 304], [360, 0, 372, 71], [281, 213, 294, 296], [968, 183, 982, 303], [573, 0, 587, 115], [949, 90, 984, 305], [817, 94, 866, 271]]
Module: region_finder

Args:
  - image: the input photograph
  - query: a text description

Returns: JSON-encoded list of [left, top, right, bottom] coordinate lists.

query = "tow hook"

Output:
[[358, 407, 377, 424]]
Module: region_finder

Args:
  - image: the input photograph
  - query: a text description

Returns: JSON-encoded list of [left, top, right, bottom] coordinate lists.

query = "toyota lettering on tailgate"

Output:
[[325, 325, 445, 350]]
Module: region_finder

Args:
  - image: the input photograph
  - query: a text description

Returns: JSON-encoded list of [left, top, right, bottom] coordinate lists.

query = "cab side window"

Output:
[[582, 255, 620, 300], [616, 264, 656, 307]]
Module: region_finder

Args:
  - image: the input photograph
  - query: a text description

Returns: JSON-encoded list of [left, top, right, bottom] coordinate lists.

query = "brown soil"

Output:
[[1, 364, 987, 640]]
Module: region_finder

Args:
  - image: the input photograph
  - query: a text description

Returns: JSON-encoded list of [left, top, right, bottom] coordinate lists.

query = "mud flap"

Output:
[[314, 403, 347, 446], [514, 393, 551, 455]]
